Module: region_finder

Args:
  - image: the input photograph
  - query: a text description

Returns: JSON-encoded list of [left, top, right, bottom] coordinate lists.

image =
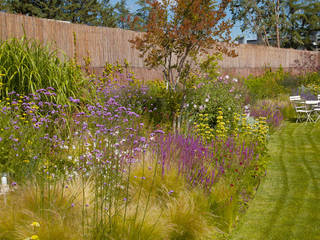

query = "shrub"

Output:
[[244, 67, 287, 102], [188, 75, 245, 128]]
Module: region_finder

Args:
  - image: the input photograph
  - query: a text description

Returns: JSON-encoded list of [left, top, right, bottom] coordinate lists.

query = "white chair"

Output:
[[312, 95, 320, 122], [289, 95, 302, 102], [290, 96, 313, 123]]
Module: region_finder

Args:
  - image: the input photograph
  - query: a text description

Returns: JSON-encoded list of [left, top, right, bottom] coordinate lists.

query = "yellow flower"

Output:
[[31, 235, 39, 240], [23, 160, 30, 163], [31, 221, 40, 227]]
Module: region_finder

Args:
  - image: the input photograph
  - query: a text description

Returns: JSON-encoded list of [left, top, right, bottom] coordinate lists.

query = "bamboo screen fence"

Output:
[[1, 12, 319, 80]]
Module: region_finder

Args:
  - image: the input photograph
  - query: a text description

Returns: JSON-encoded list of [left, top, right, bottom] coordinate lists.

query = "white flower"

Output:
[[233, 78, 238, 82], [194, 104, 197, 108], [205, 98, 209, 103], [225, 75, 230, 80]]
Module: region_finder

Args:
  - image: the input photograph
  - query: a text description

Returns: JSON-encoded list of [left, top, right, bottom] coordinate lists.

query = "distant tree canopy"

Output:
[[230, 0, 320, 50], [0, 0, 138, 28]]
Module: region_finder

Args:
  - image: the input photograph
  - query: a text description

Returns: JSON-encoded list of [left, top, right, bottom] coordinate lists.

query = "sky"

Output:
[[110, 0, 256, 41]]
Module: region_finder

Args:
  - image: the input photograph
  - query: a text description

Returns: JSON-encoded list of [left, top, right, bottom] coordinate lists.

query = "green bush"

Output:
[[244, 67, 287, 102], [0, 36, 86, 105], [298, 71, 320, 95], [188, 76, 245, 128]]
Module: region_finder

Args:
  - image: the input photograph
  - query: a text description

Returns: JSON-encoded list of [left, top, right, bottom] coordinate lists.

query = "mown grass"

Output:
[[231, 122, 320, 240]]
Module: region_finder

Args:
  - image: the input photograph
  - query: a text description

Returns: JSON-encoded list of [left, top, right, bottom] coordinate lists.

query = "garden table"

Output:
[[305, 100, 320, 122]]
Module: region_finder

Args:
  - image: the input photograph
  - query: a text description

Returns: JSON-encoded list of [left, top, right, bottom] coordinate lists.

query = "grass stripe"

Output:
[[231, 122, 320, 240]]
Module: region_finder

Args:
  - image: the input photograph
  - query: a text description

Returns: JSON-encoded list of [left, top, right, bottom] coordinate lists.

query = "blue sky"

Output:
[[110, 0, 256, 40]]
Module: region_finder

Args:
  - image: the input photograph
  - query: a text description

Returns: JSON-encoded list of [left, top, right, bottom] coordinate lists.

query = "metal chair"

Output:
[[290, 96, 313, 123], [312, 95, 320, 122]]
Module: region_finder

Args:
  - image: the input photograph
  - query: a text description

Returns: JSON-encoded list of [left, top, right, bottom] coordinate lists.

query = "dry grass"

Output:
[[0, 156, 223, 239]]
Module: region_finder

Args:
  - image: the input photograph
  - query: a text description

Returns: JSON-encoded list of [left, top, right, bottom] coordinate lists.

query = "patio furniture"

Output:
[[290, 96, 314, 123], [311, 97, 320, 122]]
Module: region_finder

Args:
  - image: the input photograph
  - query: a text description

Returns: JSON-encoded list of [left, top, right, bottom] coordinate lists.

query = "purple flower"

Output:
[[154, 130, 165, 134], [69, 97, 80, 103]]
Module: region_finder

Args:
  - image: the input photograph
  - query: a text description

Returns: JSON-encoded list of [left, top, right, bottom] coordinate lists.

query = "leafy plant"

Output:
[[0, 36, 86, 105], [244, 67, 287, 102]]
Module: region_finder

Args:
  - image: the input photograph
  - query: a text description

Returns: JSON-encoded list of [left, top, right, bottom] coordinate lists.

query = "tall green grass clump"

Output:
[[244, 67, 288, 102], [0, 36, 86, 105]]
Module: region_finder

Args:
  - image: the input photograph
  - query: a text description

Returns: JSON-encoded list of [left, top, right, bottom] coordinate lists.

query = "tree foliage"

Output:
[[230, 0, 320, 49], [114, 0, 131, 29], [134, 0, 152, 31], [130, 0, 236, 92], [283, 0, 320, 49], [0, 0, 125, 28]]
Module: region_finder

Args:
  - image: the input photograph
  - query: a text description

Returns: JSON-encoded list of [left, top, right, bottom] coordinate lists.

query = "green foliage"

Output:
[[244, 68, 287, 102], [0, 36, 86, 105], [1, 0, 120, 28], [230, 0, 320, 49], [5, 0, 65, 19], [298, 71, 320, 95], [190, 76, 244, 128]]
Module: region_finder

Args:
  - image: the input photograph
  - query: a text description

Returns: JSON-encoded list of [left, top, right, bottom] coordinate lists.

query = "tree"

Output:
[[230, 0, 320, 49], [0, 0, 8, 11], [64, 0, 102, 25], [1, 0, 119, 27], [130, 0, 236, 128], [99, 0, 118, 27], [281, 0, 304, 48], [289, 0, 320, 50], [5, 0, 65, 19], [134, 0, 152, 31], [115, 0, 131, 29], [230, 0, 287, 48]]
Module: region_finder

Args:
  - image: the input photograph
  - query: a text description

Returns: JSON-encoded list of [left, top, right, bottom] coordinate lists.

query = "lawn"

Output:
[[231, 122, 320, 240]]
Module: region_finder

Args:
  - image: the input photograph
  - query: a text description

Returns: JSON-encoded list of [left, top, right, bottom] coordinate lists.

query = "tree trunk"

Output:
[[275, 0, 281, 48]]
